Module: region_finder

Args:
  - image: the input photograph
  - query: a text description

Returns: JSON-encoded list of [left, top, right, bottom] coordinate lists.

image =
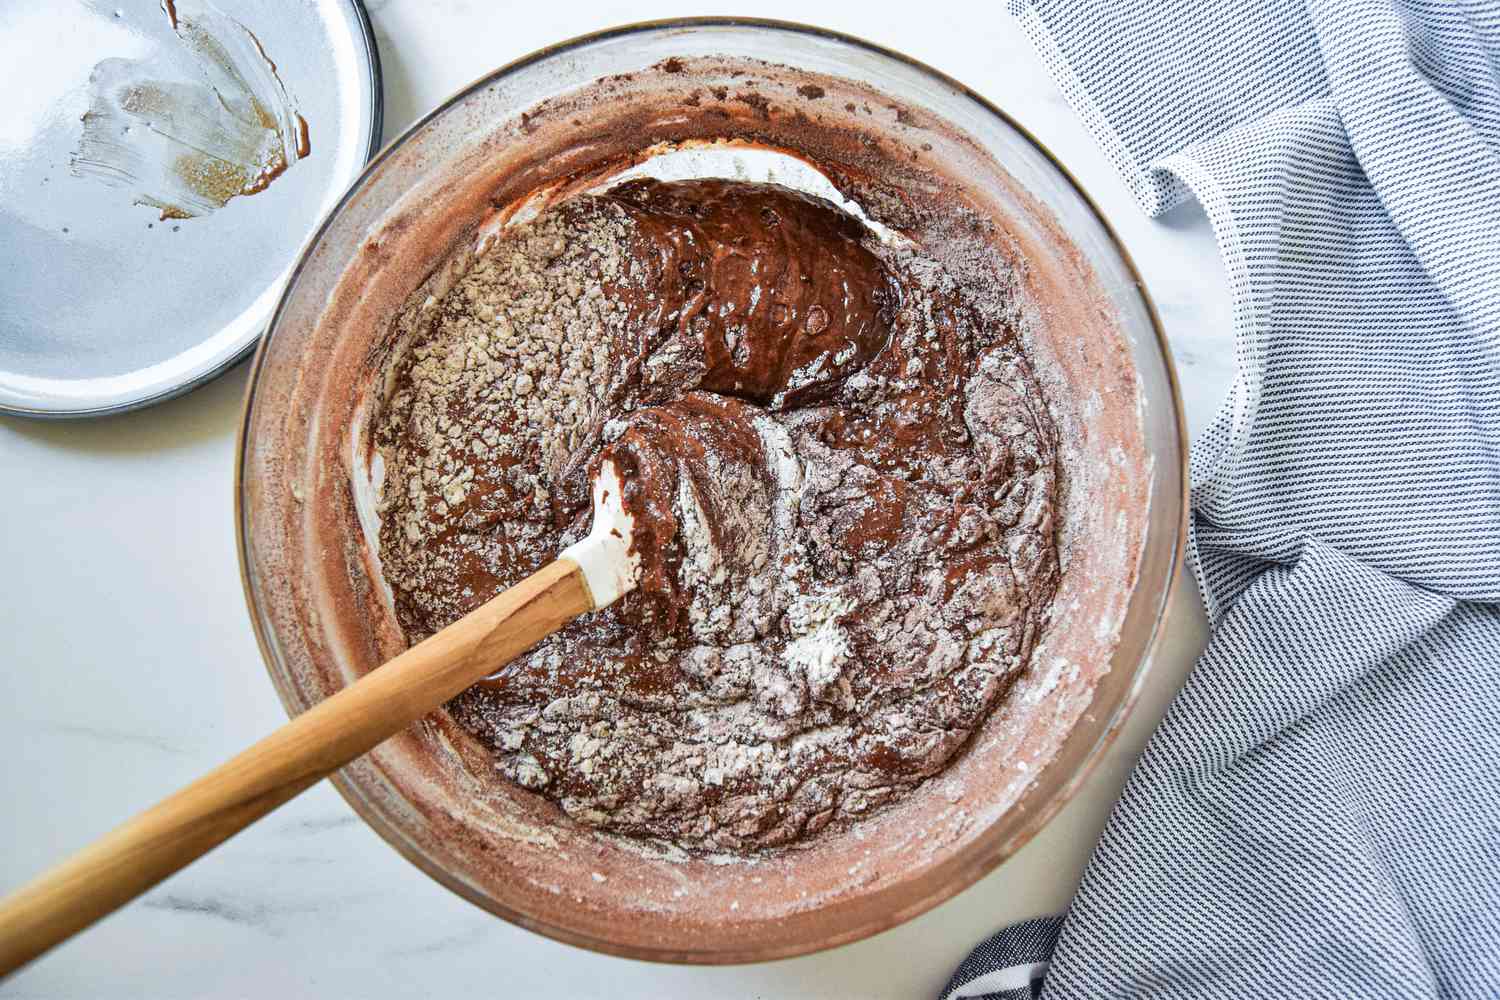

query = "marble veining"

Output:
[[41, 721, 192, 757], [140, 894, 276, 929]]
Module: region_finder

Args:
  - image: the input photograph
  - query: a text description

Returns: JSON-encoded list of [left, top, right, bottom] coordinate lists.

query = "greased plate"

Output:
[[0, 0, 381, 417]]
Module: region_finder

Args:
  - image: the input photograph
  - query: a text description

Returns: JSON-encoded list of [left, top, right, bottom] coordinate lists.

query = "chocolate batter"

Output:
[[374, 178, 1059, 853]]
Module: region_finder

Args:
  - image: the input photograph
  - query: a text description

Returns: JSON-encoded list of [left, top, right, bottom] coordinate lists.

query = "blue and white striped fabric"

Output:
[[944, 1, 1500, 997]]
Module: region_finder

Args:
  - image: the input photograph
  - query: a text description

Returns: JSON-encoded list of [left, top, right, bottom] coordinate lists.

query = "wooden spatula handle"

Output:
[[0, 557, 592, 978]]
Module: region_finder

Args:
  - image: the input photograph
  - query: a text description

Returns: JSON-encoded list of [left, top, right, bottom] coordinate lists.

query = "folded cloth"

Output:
[[943, 1, 1500, 997]]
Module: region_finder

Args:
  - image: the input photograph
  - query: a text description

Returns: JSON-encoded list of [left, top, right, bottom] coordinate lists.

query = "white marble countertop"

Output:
[[0, 2, 1232, 996]]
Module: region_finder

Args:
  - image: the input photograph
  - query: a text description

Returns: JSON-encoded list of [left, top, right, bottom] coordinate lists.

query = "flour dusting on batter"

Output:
[[373, 179, 1060, 853]]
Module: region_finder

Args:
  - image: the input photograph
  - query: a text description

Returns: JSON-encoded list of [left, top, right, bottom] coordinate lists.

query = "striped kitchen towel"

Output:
[[943, 1, 1500, 997]]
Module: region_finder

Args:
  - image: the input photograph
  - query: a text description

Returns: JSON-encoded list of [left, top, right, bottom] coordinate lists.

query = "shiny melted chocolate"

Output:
[[603, 179, 897, 409]]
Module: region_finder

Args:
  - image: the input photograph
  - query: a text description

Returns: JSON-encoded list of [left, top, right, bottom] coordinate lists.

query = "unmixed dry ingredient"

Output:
[[373, 178, 1060, 853]]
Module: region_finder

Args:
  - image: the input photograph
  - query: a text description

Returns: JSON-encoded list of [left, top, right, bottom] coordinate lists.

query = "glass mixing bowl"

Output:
[[237, 18, 1186, 963]]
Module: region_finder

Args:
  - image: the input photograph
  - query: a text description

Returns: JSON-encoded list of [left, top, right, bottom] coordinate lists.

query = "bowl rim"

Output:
[[234, 15, 1189, 964]]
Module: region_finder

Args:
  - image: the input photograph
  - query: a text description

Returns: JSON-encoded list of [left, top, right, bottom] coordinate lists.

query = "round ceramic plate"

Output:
[[0, 0, 381, 418]]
